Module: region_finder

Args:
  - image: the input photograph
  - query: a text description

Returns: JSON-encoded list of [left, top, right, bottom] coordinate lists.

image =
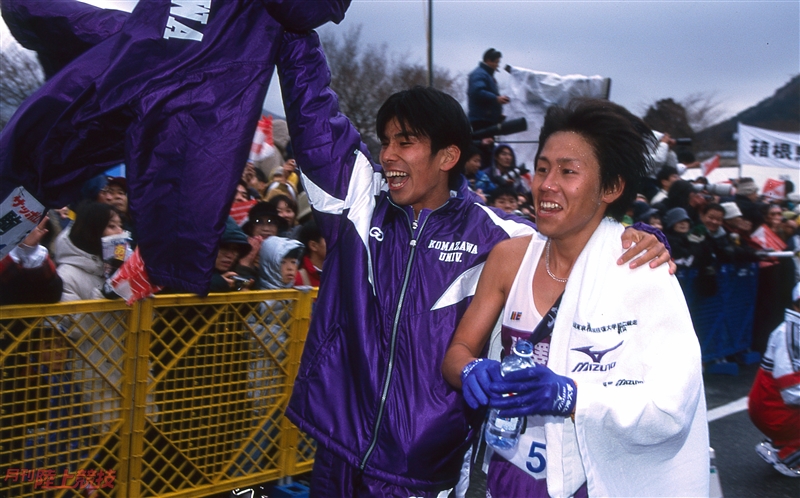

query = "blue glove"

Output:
[[460, 359, 503, 410], [488, 364, 576, 418]]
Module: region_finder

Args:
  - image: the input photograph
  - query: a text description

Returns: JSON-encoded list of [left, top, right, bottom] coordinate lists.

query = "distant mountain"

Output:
[[695, 74, 799, 152]]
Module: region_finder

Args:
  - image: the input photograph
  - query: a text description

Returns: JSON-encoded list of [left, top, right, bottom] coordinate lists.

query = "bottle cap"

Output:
[[513, 339, 534, 357]]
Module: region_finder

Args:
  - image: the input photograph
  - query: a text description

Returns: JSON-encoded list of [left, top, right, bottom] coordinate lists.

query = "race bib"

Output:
[[493, 415, 551, 479]]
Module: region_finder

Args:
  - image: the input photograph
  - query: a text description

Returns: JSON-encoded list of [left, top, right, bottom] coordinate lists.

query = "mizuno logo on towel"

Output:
[[571, 341, 623, 363]]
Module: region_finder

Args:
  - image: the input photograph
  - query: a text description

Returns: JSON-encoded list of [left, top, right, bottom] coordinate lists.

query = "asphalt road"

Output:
[[706, 362, 800, 498]]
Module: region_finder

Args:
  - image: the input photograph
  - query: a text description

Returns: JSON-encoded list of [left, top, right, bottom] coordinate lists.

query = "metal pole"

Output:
[[427, 0, 433, 87]]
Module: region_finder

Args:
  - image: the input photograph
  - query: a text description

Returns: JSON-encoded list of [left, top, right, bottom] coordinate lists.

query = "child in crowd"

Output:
[[295, 221, 325, 287], [489, 185, 520, 215], [256, 236, 303, 290]]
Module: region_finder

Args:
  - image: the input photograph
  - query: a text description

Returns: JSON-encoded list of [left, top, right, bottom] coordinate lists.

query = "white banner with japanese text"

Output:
[[0, 187, 46, 259], [737, 123, 800, 170]]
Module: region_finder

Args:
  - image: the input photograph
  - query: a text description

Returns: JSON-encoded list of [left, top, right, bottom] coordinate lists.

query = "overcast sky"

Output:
[[4, 1, 798, 125]]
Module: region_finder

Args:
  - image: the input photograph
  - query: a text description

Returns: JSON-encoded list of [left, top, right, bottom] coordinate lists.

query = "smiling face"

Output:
[[380, 118, 457, 215], [276, 200, 296, 226], [532, 131, 622, 242], [701, 207, 724, 233]]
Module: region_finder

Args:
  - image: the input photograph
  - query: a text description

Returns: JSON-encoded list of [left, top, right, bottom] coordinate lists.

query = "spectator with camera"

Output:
[[733, 178, 765, 228], [209, 218, 253, 292], [467, 48, 510, 132]]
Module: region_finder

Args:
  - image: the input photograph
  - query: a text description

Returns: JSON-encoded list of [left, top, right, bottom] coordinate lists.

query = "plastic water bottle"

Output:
[[485, 339, 535, 450]]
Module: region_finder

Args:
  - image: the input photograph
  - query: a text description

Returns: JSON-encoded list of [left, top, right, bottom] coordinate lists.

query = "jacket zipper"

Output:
[[359, 207, 432, 470]]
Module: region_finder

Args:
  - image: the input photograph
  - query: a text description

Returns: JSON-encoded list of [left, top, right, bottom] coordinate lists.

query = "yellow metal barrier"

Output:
[[0, 289, 317, 497]]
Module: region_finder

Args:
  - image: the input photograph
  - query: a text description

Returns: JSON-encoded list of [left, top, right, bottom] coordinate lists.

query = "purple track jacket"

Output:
[[278, 32, 536, 490], [0, 0, 349, 293]]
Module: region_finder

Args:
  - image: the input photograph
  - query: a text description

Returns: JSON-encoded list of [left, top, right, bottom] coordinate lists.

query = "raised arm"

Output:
[[276, 30, 372, 201]]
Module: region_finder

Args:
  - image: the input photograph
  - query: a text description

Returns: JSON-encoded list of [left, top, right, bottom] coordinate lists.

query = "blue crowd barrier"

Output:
[[676, 263, 759, 363]]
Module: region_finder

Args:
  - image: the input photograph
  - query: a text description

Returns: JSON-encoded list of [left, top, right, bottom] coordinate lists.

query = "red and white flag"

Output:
[[109, 248, 164, 304], [229, 199, 257, 226], [249, 115, 275, 162], [700, 154, 720, 176], [761, 178, 786, 200]]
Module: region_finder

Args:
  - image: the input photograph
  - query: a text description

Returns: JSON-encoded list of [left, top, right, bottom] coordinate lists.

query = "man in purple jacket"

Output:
[[277, 31, 669, 497]]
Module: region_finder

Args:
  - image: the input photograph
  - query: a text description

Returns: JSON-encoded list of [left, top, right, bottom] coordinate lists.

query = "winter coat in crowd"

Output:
[[256, 236, 303, 290], [54, 227, 104, 301]]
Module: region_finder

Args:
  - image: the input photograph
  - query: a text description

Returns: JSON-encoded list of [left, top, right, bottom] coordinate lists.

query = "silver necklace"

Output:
[[545, 239, 569, 283]]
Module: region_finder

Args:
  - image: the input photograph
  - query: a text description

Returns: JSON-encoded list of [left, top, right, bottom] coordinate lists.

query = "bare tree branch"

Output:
[[680, 91, 726, 132], [320, 25, 461, 157]]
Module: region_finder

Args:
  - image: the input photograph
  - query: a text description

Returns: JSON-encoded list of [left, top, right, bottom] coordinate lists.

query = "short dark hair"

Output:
[[535, 98, 656, 221], [70, 201, 119, 256], [466, 144, 481, 160], [490, 185, 517, 204], [268, 194, 297, 215], [702, 203, 725, 215], [298, 220, 323, 254], [656, 165, 679, 184], [483, 48, 502, 62], [253, 167, 268, 183], [376, 86, 471, 187]]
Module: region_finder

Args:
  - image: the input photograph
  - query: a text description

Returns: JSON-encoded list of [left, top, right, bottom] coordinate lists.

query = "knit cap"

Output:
[[720, 202, 743, 220]]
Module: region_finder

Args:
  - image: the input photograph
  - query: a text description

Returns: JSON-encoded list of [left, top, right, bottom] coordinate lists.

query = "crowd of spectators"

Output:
[[3, 127, 798, 309]]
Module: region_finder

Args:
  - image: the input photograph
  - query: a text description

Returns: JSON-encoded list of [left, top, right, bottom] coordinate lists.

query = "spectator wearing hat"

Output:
[[265, 169, 298, 202], [735, 177, 765, 227], [632, 200, 663, 230], [664, 207, 695, 268], [665, 206, 717, 295], [256, 236, 303, 291], [210, 217, 253, 292], [718, 202, 760, 264]]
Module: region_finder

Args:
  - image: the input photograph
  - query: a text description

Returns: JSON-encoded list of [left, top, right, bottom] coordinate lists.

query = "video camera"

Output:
[[692, 182, 733, 197], [471, 117, 528, 140]]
